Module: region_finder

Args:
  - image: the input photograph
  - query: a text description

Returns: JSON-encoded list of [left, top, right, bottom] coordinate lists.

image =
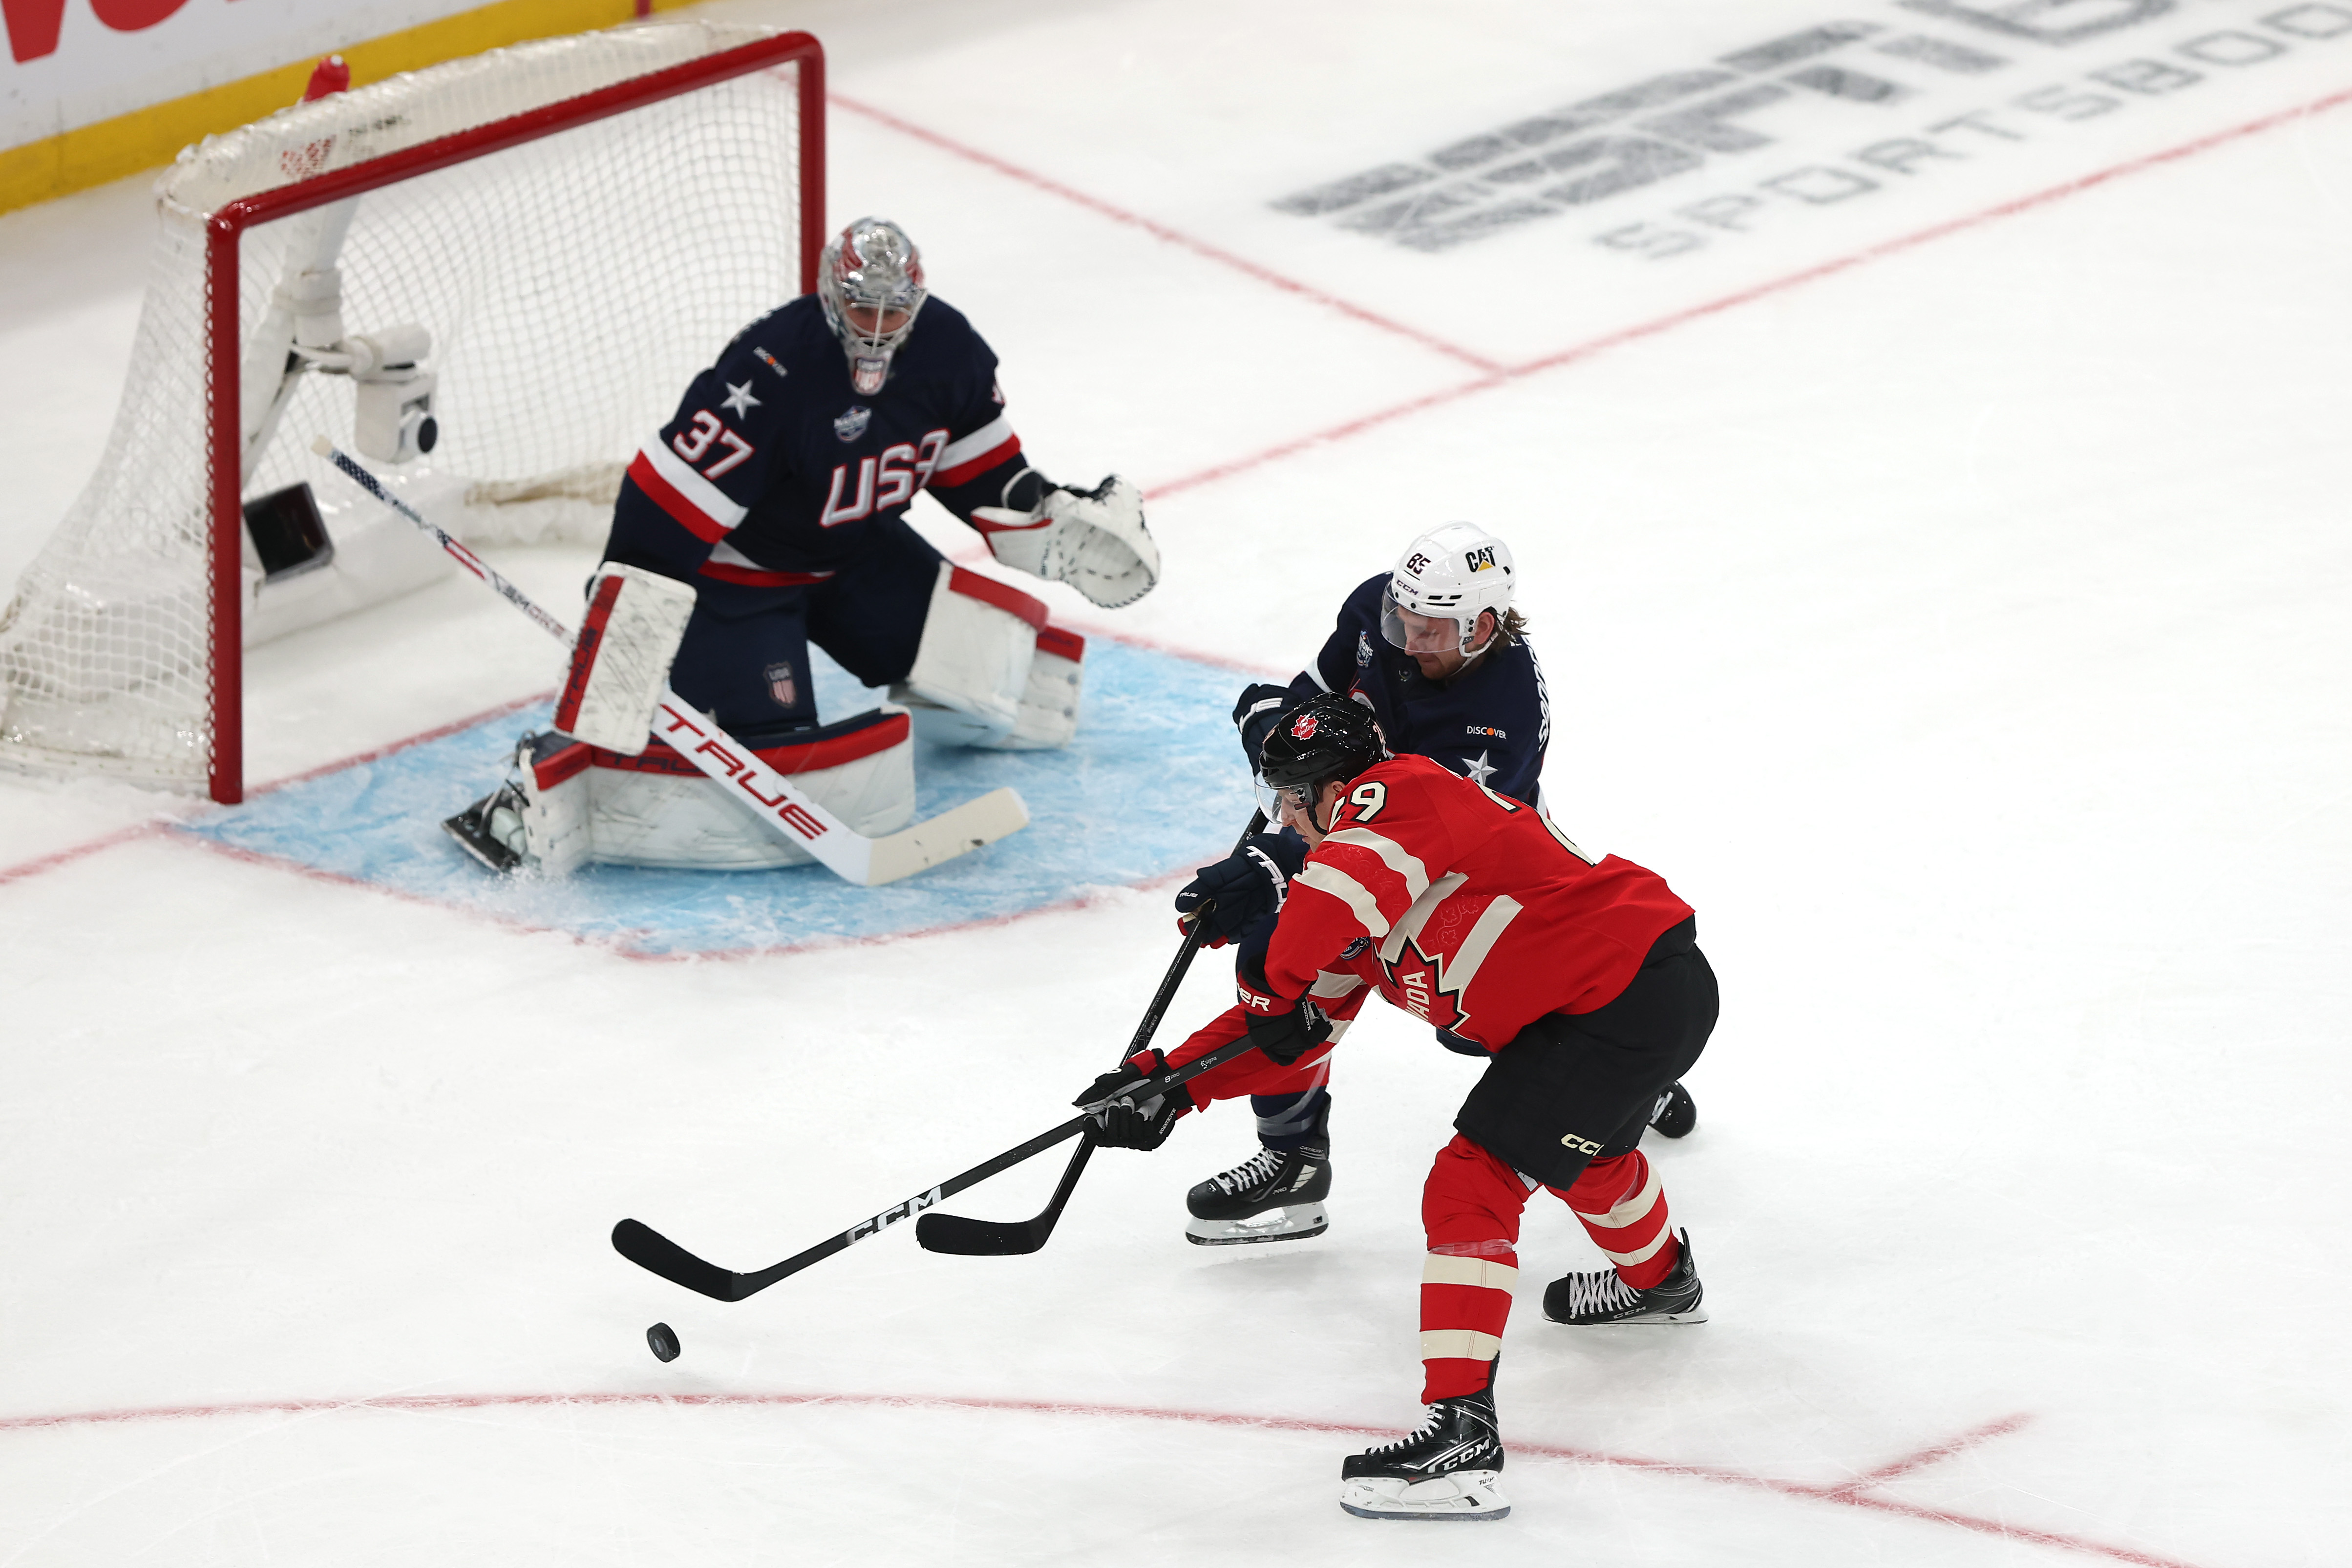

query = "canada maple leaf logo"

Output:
[[1384, 936, 1468, 1033]]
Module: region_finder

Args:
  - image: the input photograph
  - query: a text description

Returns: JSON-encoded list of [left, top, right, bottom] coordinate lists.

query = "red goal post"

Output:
[[0, 23, 826, 804]]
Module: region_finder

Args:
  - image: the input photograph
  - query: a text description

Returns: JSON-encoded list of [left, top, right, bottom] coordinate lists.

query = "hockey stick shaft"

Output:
[[311, 439, 1025, 885], [915, 808, 1269, 1256], [612, 1032, 1265, 1301]]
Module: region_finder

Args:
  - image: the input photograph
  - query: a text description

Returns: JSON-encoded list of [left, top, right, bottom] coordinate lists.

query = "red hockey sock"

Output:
[[1554, 1150, 1678, 1289], [1420, 1134, 1533, 1401]]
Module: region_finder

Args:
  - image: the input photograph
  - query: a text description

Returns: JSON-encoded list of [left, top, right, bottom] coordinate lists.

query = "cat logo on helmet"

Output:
[[1465, 546, 1498, 572], [1291, 713, 1319, 740]]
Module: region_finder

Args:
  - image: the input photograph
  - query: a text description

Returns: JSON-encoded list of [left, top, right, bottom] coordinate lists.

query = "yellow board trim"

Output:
[[0, 0, 705, 217]]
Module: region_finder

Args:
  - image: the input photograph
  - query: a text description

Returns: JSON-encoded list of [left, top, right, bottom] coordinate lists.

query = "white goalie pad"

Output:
[[988, 625, 1084, 751], [520, 709, 916, 870], [898, 563, 1045, 740], [551, 564, 696, 754], [971, 475, 1159, 609]]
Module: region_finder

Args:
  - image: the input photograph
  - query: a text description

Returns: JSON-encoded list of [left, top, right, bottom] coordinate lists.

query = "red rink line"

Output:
[[0, 1389, 2209, 1568], [829, 92, 1502, 374], [0, 819, 167, 889], [1146, 81, 2352, 501]]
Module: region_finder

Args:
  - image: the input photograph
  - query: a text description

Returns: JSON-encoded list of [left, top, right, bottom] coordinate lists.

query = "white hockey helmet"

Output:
[[1381, 522, 1516, 657], [817, 216, 929, 395]]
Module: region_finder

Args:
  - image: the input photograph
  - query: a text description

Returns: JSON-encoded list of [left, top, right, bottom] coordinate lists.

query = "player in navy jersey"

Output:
[[445, 217, 1161, 874], [1164, 524, 1694, 1246]]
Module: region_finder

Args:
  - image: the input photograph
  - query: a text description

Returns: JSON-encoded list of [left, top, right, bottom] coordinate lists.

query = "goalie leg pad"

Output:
[[972, 625, 1084, 751], [896, 563, 1045, 744], [579, 708, 916, 869], [554, 564, 697, 754]]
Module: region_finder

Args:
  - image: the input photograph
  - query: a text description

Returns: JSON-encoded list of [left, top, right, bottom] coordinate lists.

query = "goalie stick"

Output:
[[916, 809, 1269, 1257], [612, 1033, 1264, 1301], [312, 438, 1028, 886]]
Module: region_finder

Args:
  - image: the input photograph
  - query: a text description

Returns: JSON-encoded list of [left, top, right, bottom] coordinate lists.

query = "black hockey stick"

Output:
[[613, 1032, 1264, 1302], [915, 809, 1269, 1257]]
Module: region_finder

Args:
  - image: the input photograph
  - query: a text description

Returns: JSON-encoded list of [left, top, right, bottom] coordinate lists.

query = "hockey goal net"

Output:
[[0, 21, 822, 803]]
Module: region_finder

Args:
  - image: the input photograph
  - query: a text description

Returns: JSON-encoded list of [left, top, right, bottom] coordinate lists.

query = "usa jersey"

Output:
[[604, 296, 1035, 587], [1251, 755, 1692, 1051], [1284, 574, 1549, 805]]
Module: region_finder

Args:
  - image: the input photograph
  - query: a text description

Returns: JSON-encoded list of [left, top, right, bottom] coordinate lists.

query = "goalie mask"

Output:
[[818, 216, 928, 396], [1381, 521, 1516, 659]]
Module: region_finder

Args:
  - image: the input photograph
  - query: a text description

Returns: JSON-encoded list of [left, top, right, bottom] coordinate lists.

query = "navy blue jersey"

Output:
[[1288, 573, 1550, 805], [605, 295, 1038, 587]]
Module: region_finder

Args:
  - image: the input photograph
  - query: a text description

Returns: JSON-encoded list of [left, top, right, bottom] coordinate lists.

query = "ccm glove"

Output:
[[1232, 682, 1294, 773], [1173, 831, 1307, 946], [1075, 1049, 1195, 1151]]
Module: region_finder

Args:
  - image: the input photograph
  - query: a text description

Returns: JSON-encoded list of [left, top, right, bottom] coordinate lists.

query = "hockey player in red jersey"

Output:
[[1165, 524, 1693, 1248], [1080, 693, 1718, 1520]]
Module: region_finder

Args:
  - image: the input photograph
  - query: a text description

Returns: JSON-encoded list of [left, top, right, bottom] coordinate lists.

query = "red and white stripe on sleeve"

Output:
[[1267, 822, 1436, 992], [625, 437, 751, 543], [930, 413, 1021, 489]]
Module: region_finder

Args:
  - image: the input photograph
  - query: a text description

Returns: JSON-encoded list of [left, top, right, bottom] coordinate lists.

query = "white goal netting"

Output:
[[0, 21, 812, 797]]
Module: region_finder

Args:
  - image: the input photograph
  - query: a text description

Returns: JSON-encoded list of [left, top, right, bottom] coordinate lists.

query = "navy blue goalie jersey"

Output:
[[604, 295, 1034, 586], [1286, 573, 1551, 806]]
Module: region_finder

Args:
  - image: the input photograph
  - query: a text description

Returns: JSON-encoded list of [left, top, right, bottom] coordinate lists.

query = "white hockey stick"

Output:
[[311, 438, 1029, 886]]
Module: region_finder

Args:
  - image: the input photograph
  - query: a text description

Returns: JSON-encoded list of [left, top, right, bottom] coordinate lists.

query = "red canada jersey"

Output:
[[1255, 755, 1694, 1051]]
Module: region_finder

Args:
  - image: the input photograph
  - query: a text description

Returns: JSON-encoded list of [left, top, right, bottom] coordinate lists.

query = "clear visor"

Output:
[[1380, 588, 1475, 656], [1252, 774, 1317, 820]]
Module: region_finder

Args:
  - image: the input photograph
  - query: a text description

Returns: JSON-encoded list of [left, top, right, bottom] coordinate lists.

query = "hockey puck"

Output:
[[646, 1322, 680, 1363]]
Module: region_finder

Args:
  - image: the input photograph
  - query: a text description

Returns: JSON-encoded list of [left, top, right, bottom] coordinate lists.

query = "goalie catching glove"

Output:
[[1078, 1049, 1196, 1151], [971, 475, 1159, 609], [552, 564, 696, 754]]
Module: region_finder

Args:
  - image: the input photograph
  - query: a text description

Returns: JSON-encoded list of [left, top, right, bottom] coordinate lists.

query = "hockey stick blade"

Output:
[[313, 437, 1026, 887], [914, 1140, 1097, 1256], [915, 813, 1264, 1258], [615, 1037, 1261, 1299]]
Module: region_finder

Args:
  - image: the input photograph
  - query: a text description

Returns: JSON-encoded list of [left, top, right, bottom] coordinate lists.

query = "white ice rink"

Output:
[[3, 0, 2349, 1562]]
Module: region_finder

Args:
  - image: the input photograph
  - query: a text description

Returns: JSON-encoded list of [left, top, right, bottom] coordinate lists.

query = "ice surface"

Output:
[[2, 0, 2348, 1564]]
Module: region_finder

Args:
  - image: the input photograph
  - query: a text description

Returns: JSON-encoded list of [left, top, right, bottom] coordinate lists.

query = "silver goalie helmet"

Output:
[[817, 216, 929, 396], [1382, 522, 1516, 657]]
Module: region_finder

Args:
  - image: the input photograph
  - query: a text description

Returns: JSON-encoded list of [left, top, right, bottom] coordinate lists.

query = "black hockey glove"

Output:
[[1235, 948, 1333, 1066], [1076, 1049, 1196, 1151], [1232, 682, 1294, 773], [1173, 830, 1307, 947]]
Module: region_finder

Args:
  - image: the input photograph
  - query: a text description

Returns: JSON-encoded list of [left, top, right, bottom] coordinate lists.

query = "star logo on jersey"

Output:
[[721, 380, 762, 418], [1384, 936, 1469, 1034], [1460, 750, 1497, 785], [833, 405, 872, 443]]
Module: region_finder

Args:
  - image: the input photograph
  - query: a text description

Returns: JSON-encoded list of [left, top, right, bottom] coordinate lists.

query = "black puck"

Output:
[[646, 1322, 681, 1363]]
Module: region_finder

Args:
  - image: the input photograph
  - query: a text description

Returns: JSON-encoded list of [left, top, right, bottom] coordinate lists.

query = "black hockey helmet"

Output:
[[1254, 693, 1387, 814]]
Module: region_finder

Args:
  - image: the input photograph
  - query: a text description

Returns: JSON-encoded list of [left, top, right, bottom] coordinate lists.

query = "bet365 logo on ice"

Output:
[[1273, 0, 2352, 258]]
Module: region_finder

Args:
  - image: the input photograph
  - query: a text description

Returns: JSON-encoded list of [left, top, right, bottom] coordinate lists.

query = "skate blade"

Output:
[[440, 810, 522, 874], [1185, 1202, 1329, 1247], [1339, 1471, 1509, 1522], [1547, 1305, 1709, 1326]]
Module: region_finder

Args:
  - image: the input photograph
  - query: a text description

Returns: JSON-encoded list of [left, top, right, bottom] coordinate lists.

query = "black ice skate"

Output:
[[1184, 1130, 1330, 1246], [1542, 1228, 1707, 1325], [1647, 1080, 1697, 1139], [442, 780, 529, 873], [1338, 1385, 1509, 1521]]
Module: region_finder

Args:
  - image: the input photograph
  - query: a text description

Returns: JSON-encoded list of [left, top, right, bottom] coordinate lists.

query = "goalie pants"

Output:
[[668, 514, 948, 731]]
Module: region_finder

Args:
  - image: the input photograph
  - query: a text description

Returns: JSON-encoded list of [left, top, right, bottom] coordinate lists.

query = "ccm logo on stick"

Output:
[[848, 1187, 943, 1241]]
